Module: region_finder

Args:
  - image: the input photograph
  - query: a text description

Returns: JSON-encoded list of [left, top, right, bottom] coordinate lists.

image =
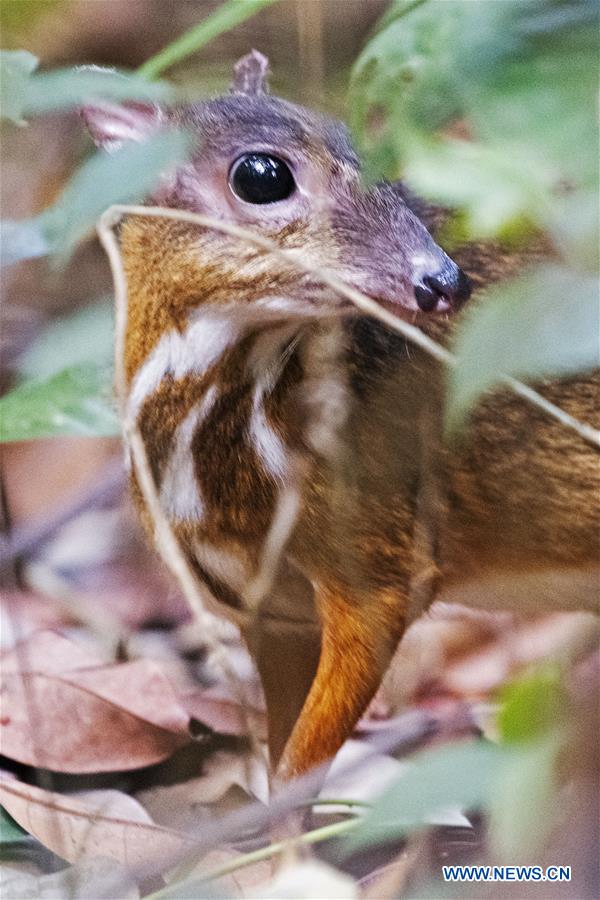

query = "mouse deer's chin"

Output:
[[371, 289, 454, 319], [339, 275, 416, 321], [254, 293, 352, 322]]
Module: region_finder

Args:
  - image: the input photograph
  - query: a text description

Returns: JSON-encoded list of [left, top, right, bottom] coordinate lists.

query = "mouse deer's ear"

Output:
[[81, 101, 165, 152], [231, 49, 270, 95]]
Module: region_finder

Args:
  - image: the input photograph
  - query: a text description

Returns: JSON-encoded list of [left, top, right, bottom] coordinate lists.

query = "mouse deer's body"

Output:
[[86, 52, 599, 778]]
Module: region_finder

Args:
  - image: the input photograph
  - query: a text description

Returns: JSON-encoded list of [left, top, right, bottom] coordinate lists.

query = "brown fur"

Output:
[[108, 70, 599, 779]]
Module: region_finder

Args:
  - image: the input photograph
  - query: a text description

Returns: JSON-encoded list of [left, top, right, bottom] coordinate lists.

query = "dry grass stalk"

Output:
[[97, 208, 266, 772]]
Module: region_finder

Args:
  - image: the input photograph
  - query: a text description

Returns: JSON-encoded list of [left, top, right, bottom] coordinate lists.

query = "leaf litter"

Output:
[[2, 586, 596, 898], [2, 426, 595, 896]]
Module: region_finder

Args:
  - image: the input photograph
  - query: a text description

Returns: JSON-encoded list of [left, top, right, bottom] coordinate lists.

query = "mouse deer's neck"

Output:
[[126, 301, 329, 512], [126, 303, 307, 428], [121, 217, 349, 527]]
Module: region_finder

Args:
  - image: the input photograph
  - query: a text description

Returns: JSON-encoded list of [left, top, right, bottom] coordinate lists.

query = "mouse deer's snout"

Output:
[[82, 56, 472, 322], [335, 182, 471, 319], [412, 256, 472, 313]]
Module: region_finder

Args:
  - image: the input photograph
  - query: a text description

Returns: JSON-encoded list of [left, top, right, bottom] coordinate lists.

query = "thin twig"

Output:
[[97, 210, 266, 771], [505, 376, 600, 446], [137, 706, 448, 888], [243, 462, 304, 610]]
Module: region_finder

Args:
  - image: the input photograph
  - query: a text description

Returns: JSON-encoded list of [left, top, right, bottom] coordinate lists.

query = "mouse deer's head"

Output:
[[84, 51, 470, 365]]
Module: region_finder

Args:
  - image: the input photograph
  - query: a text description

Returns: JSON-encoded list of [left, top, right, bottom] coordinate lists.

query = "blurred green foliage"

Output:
[[498, 664, 567, 745], [42, 128, 193, 254], [0, 50, 174, 124], [351, 0, 597, 229], [0, 806, 26, 844], [0, 363, 117, 442], [17, 302, 113, 381], [0, 299, 116, 443], [0, 50, 38, 123], [1, 127, 192, 269], [346, 665, 570, 863], [447, 265, 599, 433], [351, 0, 599, 428], [0, 1, 276, 443], [345, 739, 502, 852], [0, 301, 116, 441], [0, 0, 66, 46]]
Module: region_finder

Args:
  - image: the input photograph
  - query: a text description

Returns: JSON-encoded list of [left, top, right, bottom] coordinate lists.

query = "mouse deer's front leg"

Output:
[[276, 581, 408, 778]]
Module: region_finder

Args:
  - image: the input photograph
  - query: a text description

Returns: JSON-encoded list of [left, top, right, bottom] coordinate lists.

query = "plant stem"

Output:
[[205, 818, 358, 881], [147, 818, 358, 898]]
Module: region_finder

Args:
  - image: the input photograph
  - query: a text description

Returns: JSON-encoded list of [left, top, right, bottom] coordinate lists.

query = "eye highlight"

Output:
[[230, 153, 295, 204]]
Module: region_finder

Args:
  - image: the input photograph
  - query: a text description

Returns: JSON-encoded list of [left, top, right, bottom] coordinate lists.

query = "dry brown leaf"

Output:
[[0, 773, 191, 875], [1, 629, 108, 672], [374, 605, 599, 714], [181, 685, 267, 740], [442, 612, 598, 697], [136, 749, 269, 829], [0, 630, 191, 772], [0, 592, 74, 652], [372, 603, 511, 715]]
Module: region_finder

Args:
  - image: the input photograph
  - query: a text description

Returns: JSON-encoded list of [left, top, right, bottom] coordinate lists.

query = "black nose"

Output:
[[414, 265, 472, 312]]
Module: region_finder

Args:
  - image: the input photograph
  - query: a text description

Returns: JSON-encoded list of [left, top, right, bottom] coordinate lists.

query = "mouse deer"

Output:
[[85, 51, 599, 779]]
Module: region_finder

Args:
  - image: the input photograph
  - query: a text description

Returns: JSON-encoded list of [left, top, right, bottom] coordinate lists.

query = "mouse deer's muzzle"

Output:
[[334, 182, 471, 317], [412, 255, 472, 313]]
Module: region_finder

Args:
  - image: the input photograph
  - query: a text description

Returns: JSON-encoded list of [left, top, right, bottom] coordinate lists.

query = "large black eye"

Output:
[[230, 153, 295, 204]]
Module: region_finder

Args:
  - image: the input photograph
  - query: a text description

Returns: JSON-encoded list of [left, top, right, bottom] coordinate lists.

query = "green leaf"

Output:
[[1, 53, 174, 122], [0, 364, 118, 442], [447, 264, 600, 432], [0, 806, 26, 843], [498, 665, 566, 744], [0, 49, 38, 123], [344, 740, 502, 852], [547, 192, 600, 274], [350, 0, 598, 235], [350, 0, 468, 176], [401, 134, 550, 235], [17, 301, 113, 381], [0, 217, 48, 267], [489, 737, 560, 860], [2, 128, 194, 266], [41, 127, 194, 255], [23, 66, 174, 117], [138, 0, 281, 79]]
